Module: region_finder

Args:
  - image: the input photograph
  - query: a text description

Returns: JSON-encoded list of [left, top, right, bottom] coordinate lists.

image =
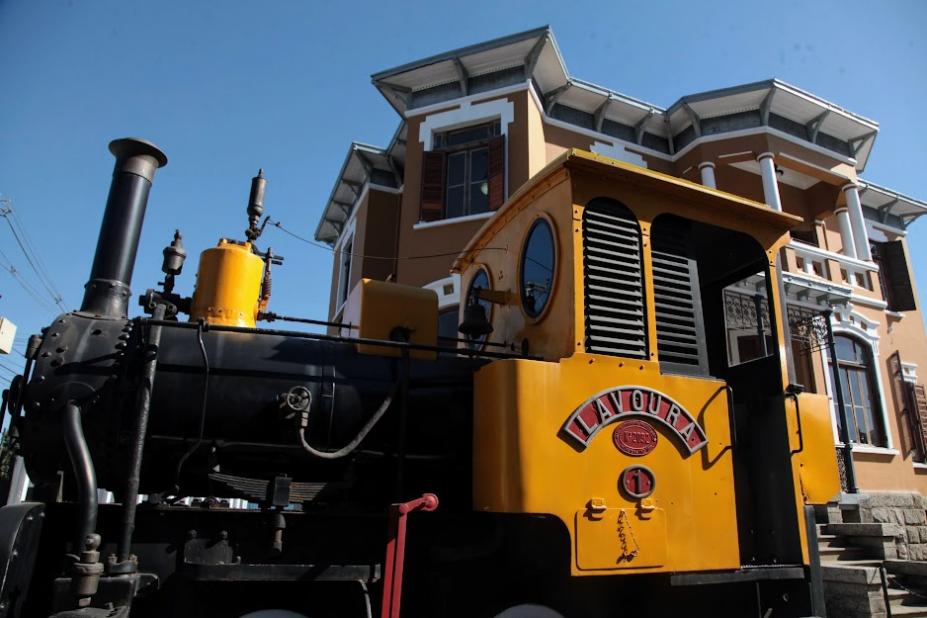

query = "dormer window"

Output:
[[420, 120, 505, 222]]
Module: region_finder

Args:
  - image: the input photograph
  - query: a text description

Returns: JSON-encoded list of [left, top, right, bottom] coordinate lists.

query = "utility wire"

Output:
[[0, 358, 21, 372], [0, 364, 18, 378], [269, 219, 507, 261], [0, 199, 67, 311], [0, 248, 54, 310], [1, 198, 66, 302]]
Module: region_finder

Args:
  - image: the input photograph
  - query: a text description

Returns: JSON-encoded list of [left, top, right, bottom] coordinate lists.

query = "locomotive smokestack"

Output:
[[81, 137, 168, 318]]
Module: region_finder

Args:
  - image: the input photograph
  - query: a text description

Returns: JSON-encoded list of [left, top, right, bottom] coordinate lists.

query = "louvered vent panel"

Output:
[[582, 203, 647, 358], [652, 221, 707, 372]]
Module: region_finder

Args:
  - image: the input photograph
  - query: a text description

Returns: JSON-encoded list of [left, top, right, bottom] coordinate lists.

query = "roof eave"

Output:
[[370, 25, 552, 84], [313, 143, 391, 244]]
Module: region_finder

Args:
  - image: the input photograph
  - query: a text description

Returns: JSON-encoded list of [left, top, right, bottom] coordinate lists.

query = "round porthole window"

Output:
[[520, 218, 555, 318]]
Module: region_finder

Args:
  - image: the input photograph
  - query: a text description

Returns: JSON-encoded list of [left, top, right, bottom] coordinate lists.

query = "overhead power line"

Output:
[[0, 247, 54, 310], [269, 219, 507, 261], [0, 197, 68, 311]]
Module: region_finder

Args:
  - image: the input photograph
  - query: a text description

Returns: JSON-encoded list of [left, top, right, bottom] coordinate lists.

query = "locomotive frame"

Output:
[[0, 139, 841, 617]]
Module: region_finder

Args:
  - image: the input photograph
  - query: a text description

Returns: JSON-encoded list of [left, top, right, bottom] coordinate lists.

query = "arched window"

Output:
[[833, 335, 886, 447]]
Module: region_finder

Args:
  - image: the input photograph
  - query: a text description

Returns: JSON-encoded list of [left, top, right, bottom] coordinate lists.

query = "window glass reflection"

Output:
[[521, 219, 555, 318]]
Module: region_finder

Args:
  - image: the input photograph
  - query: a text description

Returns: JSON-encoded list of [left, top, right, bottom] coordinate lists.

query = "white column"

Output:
[[842, 183, 872, 261], [698, 162, 717, 189], [834, 207, 858, 259], [757, 152, 782, 211]]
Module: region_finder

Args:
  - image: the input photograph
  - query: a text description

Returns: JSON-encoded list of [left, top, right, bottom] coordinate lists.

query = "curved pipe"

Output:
[[62, 402, 98, 553], [298, 382, 398, 460]]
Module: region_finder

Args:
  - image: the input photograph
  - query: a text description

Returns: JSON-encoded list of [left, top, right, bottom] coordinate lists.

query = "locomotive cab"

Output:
[[454, 149, 840, 613], [1, 140, 842, 618]]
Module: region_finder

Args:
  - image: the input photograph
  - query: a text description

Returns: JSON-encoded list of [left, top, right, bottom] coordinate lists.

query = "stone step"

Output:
[[817, 536, 851, 549], [821, 563, 882, 582], [824, 522, 904, 538], [818, 545, 869, 560], [889, 601, 927, 617], [821, 557, 884, 568], [886, 560, 927, 578]]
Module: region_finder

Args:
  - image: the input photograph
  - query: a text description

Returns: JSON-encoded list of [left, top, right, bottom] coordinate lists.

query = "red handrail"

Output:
[[380, 493, 439, 618]]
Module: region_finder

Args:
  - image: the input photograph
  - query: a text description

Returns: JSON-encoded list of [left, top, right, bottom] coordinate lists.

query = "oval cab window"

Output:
[[520, 218, 555, 318]]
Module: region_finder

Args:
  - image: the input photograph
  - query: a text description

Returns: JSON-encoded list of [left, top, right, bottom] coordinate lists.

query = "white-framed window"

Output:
[[832, 334, 887, 447], [819, 309, 894, 451], [417, 98, 515, 224]]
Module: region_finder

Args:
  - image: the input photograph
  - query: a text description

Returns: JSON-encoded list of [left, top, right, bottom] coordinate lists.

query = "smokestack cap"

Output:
[[108, 137, 168, 183]]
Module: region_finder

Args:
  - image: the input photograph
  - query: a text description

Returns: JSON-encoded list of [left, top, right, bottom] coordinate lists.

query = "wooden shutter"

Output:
[[487, 135, 505, 211], [883, 241, 916, 311], [420, 151, 446, 222], [909, 383, 927, 455]]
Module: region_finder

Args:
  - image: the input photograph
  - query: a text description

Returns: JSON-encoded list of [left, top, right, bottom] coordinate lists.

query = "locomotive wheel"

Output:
[[493, 604, 565, 618]]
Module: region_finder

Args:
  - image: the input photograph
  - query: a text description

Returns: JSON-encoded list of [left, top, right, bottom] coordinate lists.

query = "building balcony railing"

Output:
[[785, 241, 880, 295]]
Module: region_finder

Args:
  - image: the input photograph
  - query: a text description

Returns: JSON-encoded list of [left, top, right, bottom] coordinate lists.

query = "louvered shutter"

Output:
[[883, 241, 916, 311], [582, 200, 647, 358], [909, 383, 927, 456], [651, 219, 709, 375], [487, 135, 505, 211], [420, 151, 446, 222]]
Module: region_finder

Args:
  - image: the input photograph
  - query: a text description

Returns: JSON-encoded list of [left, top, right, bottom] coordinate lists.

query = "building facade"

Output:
[[315, 27, 927, 496]]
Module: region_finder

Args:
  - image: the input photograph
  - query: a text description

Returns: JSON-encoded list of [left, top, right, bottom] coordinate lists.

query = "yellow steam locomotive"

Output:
[[0, 139, 839, 617]]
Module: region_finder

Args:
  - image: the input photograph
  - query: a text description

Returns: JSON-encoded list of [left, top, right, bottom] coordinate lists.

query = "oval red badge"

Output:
[[612, 420, 658, 456]]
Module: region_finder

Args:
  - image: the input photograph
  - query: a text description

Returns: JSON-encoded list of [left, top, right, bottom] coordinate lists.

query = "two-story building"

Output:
[[315, 26, 927, 498]]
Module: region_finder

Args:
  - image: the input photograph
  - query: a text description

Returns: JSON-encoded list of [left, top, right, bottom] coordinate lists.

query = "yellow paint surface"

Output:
[[462, 149, 842, 576], [474, 353, 740, 576], [342, 278, 438, 360], [790, 392, 842, 505], [190, 239, 264, 327]]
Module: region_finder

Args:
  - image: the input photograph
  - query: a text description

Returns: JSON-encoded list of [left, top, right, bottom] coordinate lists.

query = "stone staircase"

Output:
[[817, 496, 927, 617]]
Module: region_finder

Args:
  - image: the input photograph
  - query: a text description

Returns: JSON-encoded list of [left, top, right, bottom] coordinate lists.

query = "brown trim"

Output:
[[420, 150, 446, 221], [488, 135, 505, 210]]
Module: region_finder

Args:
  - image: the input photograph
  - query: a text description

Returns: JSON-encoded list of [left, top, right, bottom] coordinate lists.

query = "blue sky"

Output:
[[0, 1, 925, 388]]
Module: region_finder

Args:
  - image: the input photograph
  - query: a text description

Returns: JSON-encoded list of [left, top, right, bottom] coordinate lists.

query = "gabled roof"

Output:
[[667, 79, 879, 165], [316, 28, 924, 245], [372, 26, 568, 115], [314, 142, 400, 244], [858, 180, 927, 228], [371, 27, 880, 170]]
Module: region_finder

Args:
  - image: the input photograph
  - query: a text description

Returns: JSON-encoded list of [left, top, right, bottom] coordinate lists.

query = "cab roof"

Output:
[[452, 149, 802, 273]]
